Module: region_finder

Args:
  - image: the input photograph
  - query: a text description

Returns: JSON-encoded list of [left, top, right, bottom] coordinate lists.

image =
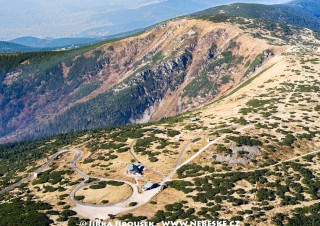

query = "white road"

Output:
[[188, 149, 320, 179], [0, 149, 161, 219]]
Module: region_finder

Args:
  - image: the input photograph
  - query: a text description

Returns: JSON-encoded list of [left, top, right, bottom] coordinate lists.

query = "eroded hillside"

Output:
[[0, 17, 301, 143]]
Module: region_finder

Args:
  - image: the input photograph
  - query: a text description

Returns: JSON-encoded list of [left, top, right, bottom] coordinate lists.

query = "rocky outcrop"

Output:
[[215, 146, 261, 165]]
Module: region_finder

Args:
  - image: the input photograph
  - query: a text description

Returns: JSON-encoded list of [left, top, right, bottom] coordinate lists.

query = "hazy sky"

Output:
[[0, 0, 289, 40]]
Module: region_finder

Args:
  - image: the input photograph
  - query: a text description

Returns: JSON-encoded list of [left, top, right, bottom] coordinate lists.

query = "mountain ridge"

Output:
[[1, 15, 316, 144], [0, 41, 41, 53], [10, 36, 97, 49]]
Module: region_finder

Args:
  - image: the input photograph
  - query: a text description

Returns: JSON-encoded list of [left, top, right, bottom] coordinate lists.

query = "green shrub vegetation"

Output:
[[282, 134, 295, 146], [227, 136, 262, 146], [0, 199, 52, 226], [89, 181, 107, 189]]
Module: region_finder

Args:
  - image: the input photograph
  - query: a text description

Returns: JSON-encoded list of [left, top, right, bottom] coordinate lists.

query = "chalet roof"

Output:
[[127, 164, 139, 171], [143, 182, 154, 189]]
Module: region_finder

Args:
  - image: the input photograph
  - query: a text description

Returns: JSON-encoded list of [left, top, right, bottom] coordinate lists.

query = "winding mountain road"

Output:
[[0, 149, 163, 219], [0, 149, 84, 195]]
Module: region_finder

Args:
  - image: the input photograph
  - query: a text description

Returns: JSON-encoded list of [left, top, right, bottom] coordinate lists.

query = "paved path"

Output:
[[186, 149, 320, 179], [0, 149, 82, 195], [162, 125, 253, 183]]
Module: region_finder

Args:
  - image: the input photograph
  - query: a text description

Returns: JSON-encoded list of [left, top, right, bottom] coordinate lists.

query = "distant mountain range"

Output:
[[0, 41, 40, 53], [1, 0, 320, 53], [10, 36, 97, 49], [0, 38, 94, 53], [0, 37, 98, 53], [0, 27, 148, 53], [1, 0, 287, 41]]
